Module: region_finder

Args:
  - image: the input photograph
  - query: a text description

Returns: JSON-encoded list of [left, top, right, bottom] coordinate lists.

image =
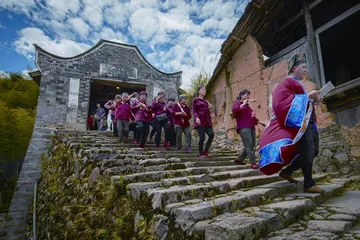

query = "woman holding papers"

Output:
[[258, 52, 325, 194]]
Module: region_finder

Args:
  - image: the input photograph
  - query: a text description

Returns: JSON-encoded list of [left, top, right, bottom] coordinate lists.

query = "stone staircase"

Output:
[[33, 131, 360, 240]]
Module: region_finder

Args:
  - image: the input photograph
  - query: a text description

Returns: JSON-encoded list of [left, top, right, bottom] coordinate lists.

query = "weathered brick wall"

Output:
[[209, 35, 341, 149], [35, 41, 182, 131]]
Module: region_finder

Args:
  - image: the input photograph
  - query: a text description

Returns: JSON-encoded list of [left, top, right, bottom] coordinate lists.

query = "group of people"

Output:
[[86, 52, 324, 193]]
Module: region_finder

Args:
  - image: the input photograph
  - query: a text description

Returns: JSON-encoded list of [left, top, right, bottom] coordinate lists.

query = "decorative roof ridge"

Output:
[[34, 39, 182, 76]]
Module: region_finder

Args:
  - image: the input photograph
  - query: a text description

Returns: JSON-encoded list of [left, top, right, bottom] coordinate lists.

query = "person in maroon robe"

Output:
[[192, 85, 214, 158], [233, 89, 266, 169], [258, 52, 325, 193], [131, 91, 151, 148]]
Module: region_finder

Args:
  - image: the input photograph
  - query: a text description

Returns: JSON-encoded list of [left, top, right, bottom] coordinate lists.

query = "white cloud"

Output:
[[66, 18, 90, 39], [201, 19, 219, 31], [14, 27, 91, 59], [89, 27, 127, 44], [45, 0, 81, 20], [104, 2, 130, 29], [2, 0, 251, 88], [21, 70, 31, 80], [80, 0, 113, 29], [0, 22, 5, 29], [0, 70, 9, 79], [129, 8, 158, 41], [0, 0, 35, 17], [218, 17, 239, 36]]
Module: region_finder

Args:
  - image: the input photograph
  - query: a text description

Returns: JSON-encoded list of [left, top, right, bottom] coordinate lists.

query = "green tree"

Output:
[[0, 73, 39, 177], [185, 72, 210, 106]]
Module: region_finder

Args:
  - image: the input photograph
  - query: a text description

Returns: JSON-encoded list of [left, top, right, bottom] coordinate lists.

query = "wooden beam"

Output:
[[266, 36, 307, 63], [230, 35, 245, 43], [315, 34, 326, 87], [303, 0, 321, 87], [315, 3, 360, 35], [278, 0, 323, 32]]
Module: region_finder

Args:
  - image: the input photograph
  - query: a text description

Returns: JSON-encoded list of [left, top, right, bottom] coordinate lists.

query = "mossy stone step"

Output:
[[124, 169, 263, 199], [190, 181, 349, 239], [111, 165, 250, 183], [146, 174, 282, 210], [169, 174, 330, 233]]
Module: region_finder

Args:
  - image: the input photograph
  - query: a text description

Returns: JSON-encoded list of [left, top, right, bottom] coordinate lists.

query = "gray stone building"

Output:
[[30, 39, 182, 130]]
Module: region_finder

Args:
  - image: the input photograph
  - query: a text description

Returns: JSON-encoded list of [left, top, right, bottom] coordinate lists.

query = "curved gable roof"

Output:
[[34, 39, 182, 76]]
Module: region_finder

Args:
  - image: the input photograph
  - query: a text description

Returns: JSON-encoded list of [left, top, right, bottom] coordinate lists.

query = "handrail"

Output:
[[33, 181, 37, 240]]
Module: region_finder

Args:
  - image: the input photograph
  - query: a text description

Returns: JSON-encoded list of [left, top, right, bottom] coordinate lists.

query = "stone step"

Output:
[[146, 174, 283, 210], [99, 155, 239, 167], [189, 179, 350, 239], [138, 158, 236, 167], [125, 169, 262, 199], [168, 174, 329, 233], [268, 182, 360, 239], [112, 165, 251, 183], [159, 151, 239, 157]]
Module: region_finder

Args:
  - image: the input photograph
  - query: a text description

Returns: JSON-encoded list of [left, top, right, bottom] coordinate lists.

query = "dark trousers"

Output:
[[175, 125, 191, 149], [129, 122, 137, 140], [117, 120, 129, 141], [196, 126, 214, 155], [111, 115, 118, 137], [149, 119, 157, 141], [154, 118, 170, 145], [281, 123, 319, 189], [237, 128, 256, 164], [136, 121, 150, 145], [166, 125, 176, 146]]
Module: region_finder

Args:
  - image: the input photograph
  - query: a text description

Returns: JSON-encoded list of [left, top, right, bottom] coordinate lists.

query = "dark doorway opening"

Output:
[[88, 79, 145, 115], [319, 10, 360, 86]]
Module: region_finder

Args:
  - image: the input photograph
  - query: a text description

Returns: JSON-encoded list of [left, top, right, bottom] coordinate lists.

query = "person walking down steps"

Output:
[[192, 86, 214, 158], [232, 89, 266, 169], [173, 94, 192, 152], [258, 52, 325, 194], [131, 91, 151, 148], [115, 93, 131, 144]]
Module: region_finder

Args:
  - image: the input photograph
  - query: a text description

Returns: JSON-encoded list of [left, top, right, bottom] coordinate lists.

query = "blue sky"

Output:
[[0, 0, 250, 88]]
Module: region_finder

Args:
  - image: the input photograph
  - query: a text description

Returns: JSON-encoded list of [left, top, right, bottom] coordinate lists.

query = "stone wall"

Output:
[[3, 127, 55, 239], [35, 40, 182, 131], [314, 124, 360, 176]]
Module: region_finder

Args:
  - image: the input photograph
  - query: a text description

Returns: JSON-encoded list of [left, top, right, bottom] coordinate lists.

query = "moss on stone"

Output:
[[31, 134, 157, 240]]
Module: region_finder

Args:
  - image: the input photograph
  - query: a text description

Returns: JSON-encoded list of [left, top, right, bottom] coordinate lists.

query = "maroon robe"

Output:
[[258, 76, 316, 175]]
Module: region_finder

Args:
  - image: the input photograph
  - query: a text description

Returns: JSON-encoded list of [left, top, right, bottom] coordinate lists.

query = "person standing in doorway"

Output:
[[131, 91, 151, 148], [116, 93, 131, 144], [192, 86, 214, 158], [105, 98, 118, 136], [258, 52, 325, 194], [95, 103, 105, 130], [232, 90, 266, 169], [173, 94, 192, 152], [151, 91, 171, 148]]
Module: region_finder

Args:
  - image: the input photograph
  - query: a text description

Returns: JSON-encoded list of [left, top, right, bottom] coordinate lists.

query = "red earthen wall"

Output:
[[209, 35, 336, 143]]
